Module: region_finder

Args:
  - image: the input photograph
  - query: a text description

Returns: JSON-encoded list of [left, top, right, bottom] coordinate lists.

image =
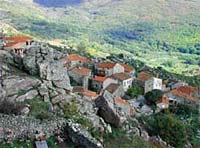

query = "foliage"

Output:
[[63, 100, 93, 129], [145, 89, 163, 105], [25, 98, 51, 120], [145, 113, 187, 147], [127, 84, 143, 97], [1, 0, 200, 75], [0, 140, 33, 148], [104, 127, 156, 148]]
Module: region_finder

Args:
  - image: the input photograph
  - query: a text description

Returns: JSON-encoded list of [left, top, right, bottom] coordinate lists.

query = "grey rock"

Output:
[[95, 91, 121, 127], [66, 119, 103, 148], [16, 90, 38, 102]]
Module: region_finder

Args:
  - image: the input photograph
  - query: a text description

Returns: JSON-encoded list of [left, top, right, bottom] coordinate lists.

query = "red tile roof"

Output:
[[98, 62, 116, 69], [176, 86, 198, 95], [71, 67, 91, 76], [115, 97, 129, 105], [92, 76, 108, 82], [120, 63, 134, 72], [111, 72, 132, 81], [73, 86, 99, 99], [4, 36, 32, 47], [137, 71, 153, 82], [171, 89, 200, 102], [156, 97, 169, 104], [67, 54, 90, 63]]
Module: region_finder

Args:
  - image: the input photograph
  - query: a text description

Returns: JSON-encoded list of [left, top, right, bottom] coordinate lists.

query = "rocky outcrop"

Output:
[[65, 119, 103, 148], [95, 91, 122, 127], [6, 43, 72, 92]]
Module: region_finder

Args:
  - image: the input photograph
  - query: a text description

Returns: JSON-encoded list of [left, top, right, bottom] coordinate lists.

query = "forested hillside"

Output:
[[0, 0, 200, 75]]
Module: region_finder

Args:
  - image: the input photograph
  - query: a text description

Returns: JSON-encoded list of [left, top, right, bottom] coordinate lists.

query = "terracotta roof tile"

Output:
[[115, 97, 129, 105], [120, 63, 134, 72], [137, 71, 153, 82], [105, 83, 120, 94], [73, 86, 99, 99], [176, 86, 198, 95], [156, 97, 169, 104], [67, 54, 90, 63], [71, 67, 91, 76], [171, 89, 200, 102], [4, 36, 32, 47], [111, 72, 132, 81], [98, 62, 116, 69], [92, 76, 108, 82]]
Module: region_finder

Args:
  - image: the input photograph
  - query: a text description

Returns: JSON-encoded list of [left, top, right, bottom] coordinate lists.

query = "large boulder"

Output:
[[95, 91, 122, 127]]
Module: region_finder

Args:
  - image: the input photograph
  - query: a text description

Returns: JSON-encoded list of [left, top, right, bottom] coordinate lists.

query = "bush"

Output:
[[145, 89, 163, 105], [127, 84, 143, 97], [146, 113, 187, 147]]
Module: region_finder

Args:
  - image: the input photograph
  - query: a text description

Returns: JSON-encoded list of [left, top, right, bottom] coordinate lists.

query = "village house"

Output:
[[65, 54, 91, 68], [136, 71, 153, 87], [91, 76, 118, 93], [166, 79, 188, 90], [97, 62, 124, 76], [114, 97, 135, 117], [3, 36, 33, 51], [144, 77, 162, 93], [104, 83, 125, 98], [68, 67, 92, 89], [166, 85, 200, 106], [73, 86, 99, 100], [119, 63, 135, 76], [110, 72, 133, 91], [156, 97, 169, 110]]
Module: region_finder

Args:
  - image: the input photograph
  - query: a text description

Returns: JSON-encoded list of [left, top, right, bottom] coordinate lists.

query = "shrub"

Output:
[[145, 89, 163, 105], [146, 113, 187, 147]]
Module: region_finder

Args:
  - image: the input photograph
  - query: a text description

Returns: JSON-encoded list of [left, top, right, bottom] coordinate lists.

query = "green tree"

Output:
[[147, 114, 187, 147], [145, 89, 163, 105], [127, 84, 143, 97]]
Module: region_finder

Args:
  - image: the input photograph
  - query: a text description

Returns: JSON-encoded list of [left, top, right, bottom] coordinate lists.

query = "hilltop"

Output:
[[0, 0, 200, 75]]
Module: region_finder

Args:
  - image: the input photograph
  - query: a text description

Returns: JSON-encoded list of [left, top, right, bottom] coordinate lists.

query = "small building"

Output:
[[119, 63, 135, 75], [69, 67, 92, 89], [35, 140, 48, 148], [105, 83, 125, 98], [166, 86, 200, 106], [91, 76, 117, 93], [3, 36, 33, 51], [137, 71, 153, 86], [145, 77, 162, 93], [73, 86, 99, 100], [110, 72, 133, 91], [156, 97, 169, 110], [65, 54, 90, 68], [114, 97, 135, 117], [97, 62, 124, 76]]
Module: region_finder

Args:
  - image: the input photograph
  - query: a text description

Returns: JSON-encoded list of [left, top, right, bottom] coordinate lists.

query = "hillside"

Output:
[[0, 0, 200, 75]]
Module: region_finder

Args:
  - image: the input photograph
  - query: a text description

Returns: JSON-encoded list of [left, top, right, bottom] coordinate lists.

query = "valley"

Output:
[[0, 0, 200, 76]]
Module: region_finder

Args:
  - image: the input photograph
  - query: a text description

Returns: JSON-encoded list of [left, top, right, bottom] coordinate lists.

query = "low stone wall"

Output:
[[0, 114, 67, 142]]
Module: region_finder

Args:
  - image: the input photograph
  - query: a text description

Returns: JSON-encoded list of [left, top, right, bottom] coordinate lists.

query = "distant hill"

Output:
[[0, 0, 200, 75]]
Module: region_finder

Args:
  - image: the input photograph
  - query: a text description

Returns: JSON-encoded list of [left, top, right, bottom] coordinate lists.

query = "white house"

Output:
[[145, 77, 162, 93], [92, 76, 118, 93], [156, 97, 169, 110]]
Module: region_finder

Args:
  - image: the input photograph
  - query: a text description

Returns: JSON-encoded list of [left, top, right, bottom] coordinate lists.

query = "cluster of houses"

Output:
[[0, 35, 200, 114]]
